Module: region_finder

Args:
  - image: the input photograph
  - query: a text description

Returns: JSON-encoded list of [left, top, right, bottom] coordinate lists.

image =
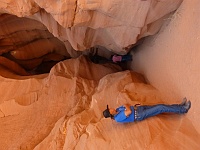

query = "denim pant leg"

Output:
[[136, 104, 187, 121], [121, 55, 132, 61]]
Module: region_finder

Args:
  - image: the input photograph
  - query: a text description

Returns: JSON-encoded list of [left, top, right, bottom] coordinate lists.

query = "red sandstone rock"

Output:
[[0, 0, 199, 150], [0, 56, 30, 75]]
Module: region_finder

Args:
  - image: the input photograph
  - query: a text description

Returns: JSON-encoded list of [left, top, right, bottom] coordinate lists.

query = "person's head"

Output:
[[103, 105, 117, 119]]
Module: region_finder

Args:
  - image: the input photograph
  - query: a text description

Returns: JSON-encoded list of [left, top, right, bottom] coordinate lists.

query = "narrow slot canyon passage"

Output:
[[0, 0, 200, 149]]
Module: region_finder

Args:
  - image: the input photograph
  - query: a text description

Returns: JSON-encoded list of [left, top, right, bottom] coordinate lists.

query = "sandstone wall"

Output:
[[0, 56, 199, 149], [0, 0, 183, 53], [1, 0, 199, 150], [0, 0, 183, 76]]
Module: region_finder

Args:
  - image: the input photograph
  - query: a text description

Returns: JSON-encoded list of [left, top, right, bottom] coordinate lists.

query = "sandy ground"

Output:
[[130, 0, 200, 134]]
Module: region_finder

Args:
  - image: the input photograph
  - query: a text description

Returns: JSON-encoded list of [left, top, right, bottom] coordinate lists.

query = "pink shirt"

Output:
[[112, 55, 122, 62]]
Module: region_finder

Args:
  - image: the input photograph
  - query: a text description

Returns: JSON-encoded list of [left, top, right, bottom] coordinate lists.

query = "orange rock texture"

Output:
[[0, 0, 183, 75], [0, 0, 200, 150], [0, 56, 199, 150]]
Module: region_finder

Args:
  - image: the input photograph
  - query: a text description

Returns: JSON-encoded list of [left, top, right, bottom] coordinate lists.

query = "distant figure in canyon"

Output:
[[111, 54, 132, 63], [88, 47, 132, 64], [89, 54, 112, 64], [90, 53, 132, 64], [103, 98, 191, 123]]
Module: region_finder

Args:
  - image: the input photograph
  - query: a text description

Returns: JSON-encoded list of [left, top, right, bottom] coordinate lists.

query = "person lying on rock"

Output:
[[103, 98, 191, 123]]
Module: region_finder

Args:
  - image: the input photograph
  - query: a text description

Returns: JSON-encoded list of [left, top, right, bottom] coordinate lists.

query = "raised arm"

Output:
[[123, 104, 132, 117]]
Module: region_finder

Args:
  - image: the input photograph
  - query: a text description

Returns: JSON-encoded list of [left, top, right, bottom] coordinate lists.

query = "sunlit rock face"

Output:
[[30, 0, 183, 53], [0, 56, 199, 150], [0, 0, 183, 76], [1, 0, 199, 150]]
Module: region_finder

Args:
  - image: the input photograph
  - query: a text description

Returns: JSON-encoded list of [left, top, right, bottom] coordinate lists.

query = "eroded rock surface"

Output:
[[0, 56, 199, 150], [0, 0, 183, 76], [1, 0, 199, 150], [0, 14, 73, 75]]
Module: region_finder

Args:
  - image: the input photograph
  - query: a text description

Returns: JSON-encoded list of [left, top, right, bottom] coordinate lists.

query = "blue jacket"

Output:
[[114, 106, 135, 123]]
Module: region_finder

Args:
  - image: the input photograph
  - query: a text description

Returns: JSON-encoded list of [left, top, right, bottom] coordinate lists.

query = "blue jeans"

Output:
[[121, 55, 132, 62], [135, 104, 187, 121]]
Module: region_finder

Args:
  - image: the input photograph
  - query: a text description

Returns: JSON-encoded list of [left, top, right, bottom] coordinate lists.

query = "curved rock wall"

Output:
[[0, 56, 199, 150], [0, 14, 72, 75], [0, 0, 183, 76], [0, 0, 182, 52], [1, 1, 198, 150]]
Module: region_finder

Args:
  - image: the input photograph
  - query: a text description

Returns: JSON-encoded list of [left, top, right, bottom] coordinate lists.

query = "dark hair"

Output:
[[103, 105, 115, 119], [103, 105, 111, 118]]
